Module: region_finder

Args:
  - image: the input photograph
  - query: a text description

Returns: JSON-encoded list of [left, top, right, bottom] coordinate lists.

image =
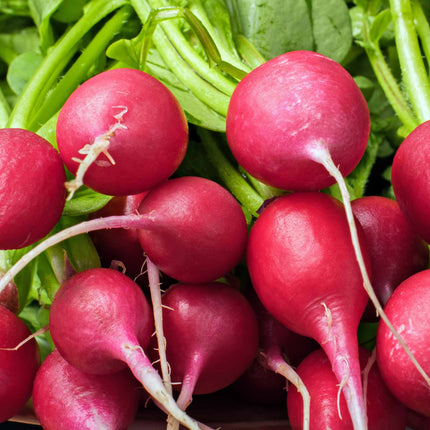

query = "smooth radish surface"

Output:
[[137, 176, 248, 283], [376, 269, 430, 417], [247, 191, 370, 430], [0, 305, 39, 422], [48, 267, 202, 430], [33, 349, 140, 430], [56, 67, 188, 197], [226, 50, 370, 191], [152, 282, 259, 407], [89, 192, 148, 280], [391, 120, 430, 243], [0, 128, 66, 249], [287, 347, 407, 429], [351, 196, 429, 318]]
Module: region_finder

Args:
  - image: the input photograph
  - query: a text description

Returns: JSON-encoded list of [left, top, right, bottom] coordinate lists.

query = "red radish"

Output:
[[391, 120, 430, 243], [137, 176, 248, 283], [48, 267, 203, 430], [56, 68, 188, 197], [33, 349, 140, 430], [89, 192, 149, 280], [351, 196, 429, 318], [226, 50, 370, 192], [407, 409, 430, 430], [0, 128, 66, 249], [287, 347, 407, 429], [0, 306, 39, 422], [247, 191, 370, 430], [376, 269, 430, 417], [150, 282, 259, 411]]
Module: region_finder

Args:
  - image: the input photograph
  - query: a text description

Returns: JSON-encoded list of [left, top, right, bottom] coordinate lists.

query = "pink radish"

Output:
[[48, 267, 204, 430], [376, 269, 430, 417], [56, 68, 188, 198], [287, 347, 407, 429], [33, 349, 140, 430], [391, 120, 430, 243], [247, 191, 370, 430], [351, 196, 429, 319], [0, 305, 39, 422], [150, 282, 259, 412], [89, 192, 149, 280], [226, 50, 370, 192], [0, 128, 66, 249], [136, 176, 248, 283]]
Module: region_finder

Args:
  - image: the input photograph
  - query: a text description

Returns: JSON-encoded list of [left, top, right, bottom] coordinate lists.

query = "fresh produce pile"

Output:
[[0, 0, 430, 429]]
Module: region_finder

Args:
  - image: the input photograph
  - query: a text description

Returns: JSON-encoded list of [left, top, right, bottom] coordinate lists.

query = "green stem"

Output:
[[411, 0, 430, 74], [362, 9, 419, 133], [198, 128, 264, 216], [7, 0, 128, 130], [28, 5, 133, 131], [131, 0, 231, 117], [390, 0, 430, 123], [0, 87, 11, 128]]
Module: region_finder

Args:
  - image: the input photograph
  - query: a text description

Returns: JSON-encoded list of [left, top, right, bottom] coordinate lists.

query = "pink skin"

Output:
[[391, 120, 430, 243], [0, 281, 19, 314], [287, 348, 407, 430], [89, 192, 149, 281], [33, 349, 140, 430], [226, 50, 370, 191], [56, 68, 188, 196], [137, 176, 248, 283], [151, 282, 259, 410], [0, 128, 66, 249], [247, 192, 370, 430], [376, 269, 430, 417], [351, 196, 429, 319], [48, 267, 203, 430], [0, 306, 40, 422]]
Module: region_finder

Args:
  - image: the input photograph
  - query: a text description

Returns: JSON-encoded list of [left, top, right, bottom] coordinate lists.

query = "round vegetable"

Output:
[[56, 68, 188, 197], [0, 128, 66, 249]]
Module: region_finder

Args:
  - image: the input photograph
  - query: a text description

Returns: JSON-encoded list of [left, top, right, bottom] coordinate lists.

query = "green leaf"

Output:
[[28, 0, 64, 52], [6, 50, 43, 95], [226, 0, 313, 59], [63, 187, 113, 216], [369, 8, 391, 43], [311, 0, 353, 63]]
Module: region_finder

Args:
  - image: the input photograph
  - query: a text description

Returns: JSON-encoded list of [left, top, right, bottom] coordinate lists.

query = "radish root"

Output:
[[308, 141, 430, 388], [65, 105, 128, 200]]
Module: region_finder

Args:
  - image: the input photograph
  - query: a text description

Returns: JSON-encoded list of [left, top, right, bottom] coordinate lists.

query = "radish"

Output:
[[0, 305, 39, 423], [33, 349, 140, 430], [136, 176, 248, 283], [351, 196, 429, 318], [376, 269, 430, 417], [0, 281, 19, 314], [89, 192, 149, 281], [56, 67, 188, 198], [391, 119, 430, 243], [48, 267, 204, 430], [0, 128, 66, 249], [287, 347, 407, 429], [149, 282, 259, 419], [247, 191, 370, 430]]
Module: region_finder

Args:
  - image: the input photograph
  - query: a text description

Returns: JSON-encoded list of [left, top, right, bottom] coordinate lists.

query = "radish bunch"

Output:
[[1, 36, 430, 430]]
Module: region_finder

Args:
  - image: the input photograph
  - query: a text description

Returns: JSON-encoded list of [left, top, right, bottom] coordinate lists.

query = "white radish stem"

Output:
[[260, 346, 310, 430], [309, 142, 430, 388], [120, 344, 201, 430], [0, 214, 157, 296]]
